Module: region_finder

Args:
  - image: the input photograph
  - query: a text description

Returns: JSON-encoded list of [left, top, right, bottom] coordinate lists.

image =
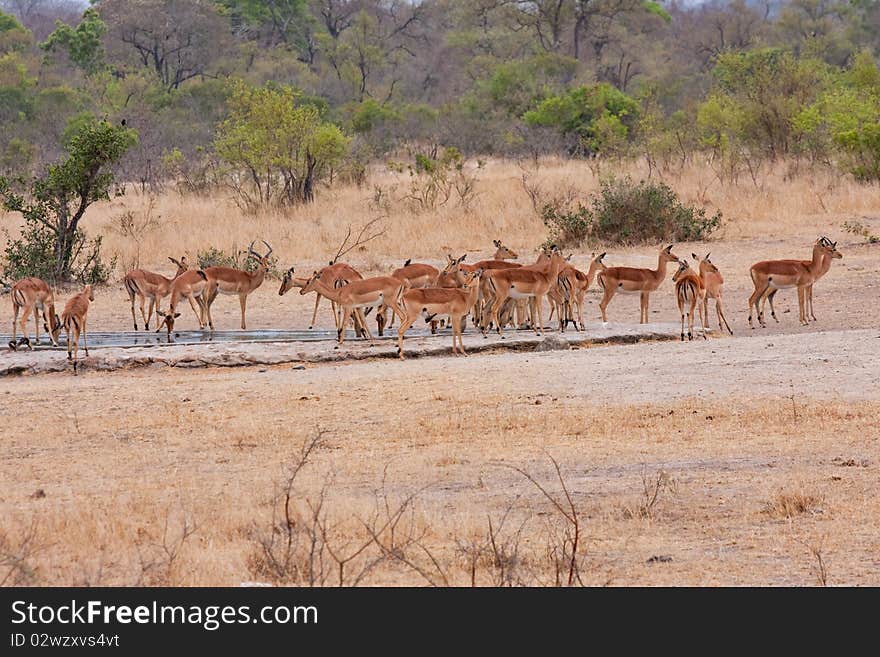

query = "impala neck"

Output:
[[808, 245, 825, 275], [307, 277, 342, 301], [586, 259, 605, 286], [653, 252, 671, 284]]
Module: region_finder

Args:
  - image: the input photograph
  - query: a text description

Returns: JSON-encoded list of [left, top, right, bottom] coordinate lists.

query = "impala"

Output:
[[757, 237, 838, 325], [555, 253, 607, 332], [9, 277, 61, 350], [397, 269, 483, 358], [672, 260, 707, 341], [123, 256, 188, 330], [747, 238, 841, 328], [691, 253, 732, 335], [300, 273, 407, 346], [382, 260, 442, 332], [491, 240, 519, 260], [61, 284, 95, 373], [279, 262, 365, 332], [155, 269, 210, 338], [203, 241, 273, 330], [481, 248, 566, 338], [597, 245, 680, 324]]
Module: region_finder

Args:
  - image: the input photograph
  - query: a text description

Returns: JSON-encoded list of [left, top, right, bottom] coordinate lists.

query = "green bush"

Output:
[[542, 177, 721, 248], [2, 215, 114, 285], [197, 245, 281, 278]]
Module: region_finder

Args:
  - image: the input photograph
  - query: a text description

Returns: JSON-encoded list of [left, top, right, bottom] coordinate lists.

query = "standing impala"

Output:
[[481, 248, 566, 338], [397, 269, 483, 358], [300, 272, 407, 346], [597, 245, 680, 324], [203, 241, 273, 330], [382, 260, 442, 333], [155, 269, 210, 338], [61, 285, 94, 373], [747, 238, 841, 328], [9, 277, 62, 350], [757, 237, 839, 325], [691, 253, 732, 335], [123, 256, 188, 330], [672, 260, 707, 341], [556, 253, 607, 332], [279, 262, 364, 332]]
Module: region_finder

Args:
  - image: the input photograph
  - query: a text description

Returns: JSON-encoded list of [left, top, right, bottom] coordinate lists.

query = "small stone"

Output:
[[533, 334, 570, 352], [30, 489, 46, 499], [646, 555, 673, 564]]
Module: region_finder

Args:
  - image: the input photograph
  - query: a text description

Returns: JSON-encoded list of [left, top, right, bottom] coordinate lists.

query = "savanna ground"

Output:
[[2, 158, 879, 586]]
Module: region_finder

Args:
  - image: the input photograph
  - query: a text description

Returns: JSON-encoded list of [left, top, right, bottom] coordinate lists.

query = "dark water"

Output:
[[2, 327, 440, 350]]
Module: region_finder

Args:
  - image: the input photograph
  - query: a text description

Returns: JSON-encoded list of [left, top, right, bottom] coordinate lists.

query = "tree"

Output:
[[40, 7, 106, 75], [0, 8, 31, 53], [0, 117, 137, 282], [98, 0, 230, 90], [214, 81, 349, 208]]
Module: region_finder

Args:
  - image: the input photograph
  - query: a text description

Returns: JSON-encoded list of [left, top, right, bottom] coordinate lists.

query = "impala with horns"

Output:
[[123, 256, 189, 330], [397, 269, 483, 358], [691, 253, 732, 335], [203, 240, 273, 330], [279, 262, 366, 335], [300, 272, 407, 346], [672, 260, 707, 341], [9, 277, 62, 350], [61, 284, 94, 373], [597, 245, 680, 324], [155, 269, 210, 339], [755, 237, 838, 326], [747, 238, 841, 328], [481, 248, 566, 338]]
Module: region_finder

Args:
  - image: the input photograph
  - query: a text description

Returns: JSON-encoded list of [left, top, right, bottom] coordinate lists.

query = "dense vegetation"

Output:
[[0, 0, 878, 215]]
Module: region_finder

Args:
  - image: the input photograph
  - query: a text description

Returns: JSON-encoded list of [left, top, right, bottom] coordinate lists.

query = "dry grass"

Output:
[[3, 158, 878, 276], [763, 491, 824, 520], [2, 357, 878, 586]]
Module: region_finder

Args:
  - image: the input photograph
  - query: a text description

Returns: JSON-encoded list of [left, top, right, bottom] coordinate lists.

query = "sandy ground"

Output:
[[1, 234, 879, 586]]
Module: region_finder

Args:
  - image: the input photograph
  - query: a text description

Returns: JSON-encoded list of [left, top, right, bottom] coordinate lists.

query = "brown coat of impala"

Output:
[[555, 253, 607, 332], [597, 245, 680, 324], [672, 260, 707, 341], [755, 237, 839, 325], [397, 269, 483, 358], [279, 262, 364, 331], [123, 256, 188, 330], [301, 273, 407, 346], [691, 253, 732, 335], [10, 277, 61, 350], [481, 249, 566, 337], [203, 241, 273, 330], [155, 269, 210, 338], [747, 239, 841, 328], [61, 284, 95, 373], [382, 261, 442, 332]]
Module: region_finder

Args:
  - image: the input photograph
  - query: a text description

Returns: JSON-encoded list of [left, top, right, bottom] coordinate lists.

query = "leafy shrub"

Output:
[[197, 245, 281, 278], [542, 176, 721, 248], [2, 215, 114, 285]]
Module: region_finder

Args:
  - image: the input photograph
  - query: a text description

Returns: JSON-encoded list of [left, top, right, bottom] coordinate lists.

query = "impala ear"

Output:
[[174, 313, 181, 318], [691, 253, 698, 260], [493, 239, 501, 247], [705, 253, 711, 261], [666, 244, 674, 252], [598, 252, 606, 260]]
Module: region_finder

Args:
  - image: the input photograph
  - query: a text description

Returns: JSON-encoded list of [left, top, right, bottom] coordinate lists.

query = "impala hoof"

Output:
[[8, 341, 16, 351]]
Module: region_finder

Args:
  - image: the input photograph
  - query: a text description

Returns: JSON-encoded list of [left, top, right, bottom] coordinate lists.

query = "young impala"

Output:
[[300, 272, 407, 346], [155, 269, 210, 339], [597, 245, 680, 324], [61, 284, 95, 373], [747, 238, 841, 328], [9, 277, 62, 350], [123, 256, 189, 330], [203, 241, 273, 330], [756, 237, 839, 325], [481, 248, 566, 338], [691, 253, 732, 335], [279, 262, 365, 333], [672, 260, 707, 341], [397, 269, 483, 358]]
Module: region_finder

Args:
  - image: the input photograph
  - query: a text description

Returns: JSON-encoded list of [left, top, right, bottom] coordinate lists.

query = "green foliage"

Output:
[[542, 177, 721, 248], [523, 83, 640, 155], [40, 8, 107, 75], [0, 117, 137, 282], [0, 10, 31, 54], [842, 219, 879, 244], [642, 1, 672, 22], [197, 244, 281, 277], [215, 81, 350, 208]]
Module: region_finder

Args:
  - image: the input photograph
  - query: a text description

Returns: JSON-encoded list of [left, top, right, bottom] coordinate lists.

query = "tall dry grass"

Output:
[[2, 157, 879, 277]]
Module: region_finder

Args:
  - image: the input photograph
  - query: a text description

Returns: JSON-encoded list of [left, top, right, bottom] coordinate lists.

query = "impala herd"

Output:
[[6, 235, 843, 369]]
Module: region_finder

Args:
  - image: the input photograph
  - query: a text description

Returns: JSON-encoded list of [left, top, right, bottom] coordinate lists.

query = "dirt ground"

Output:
[[1, 231, 879, 586]]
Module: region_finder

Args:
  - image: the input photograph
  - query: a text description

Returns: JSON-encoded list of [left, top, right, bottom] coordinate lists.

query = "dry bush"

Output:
[[0, 518, 42, 586], [622, 468, 676, 520], [133, 510, 198, 586], [763, 491, 824, 520]]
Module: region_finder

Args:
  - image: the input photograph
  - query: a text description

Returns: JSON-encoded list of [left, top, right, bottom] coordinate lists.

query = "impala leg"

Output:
[[127, 288, 138, 330], [747, 284, 765, 328], [310, 293, 322, 330], [81, 316, 89, 357], [139, 294, 149, 330], [699, 296, 708, 340], [146, 297, 156, 331], [11, 300, 20, 344], [489, 295, 506, 338], [536, 296, 546, 336], [18, 304, 32, 349], [807, 284, 817, 322], [762, 289, 780, 323], [396, 313, 417, 359], [680, 305, 685, 341], [599, 286, 614, 323], [239, 294, 247, 330], [33, 306, 40, 345], [797, 286, 808, 325]]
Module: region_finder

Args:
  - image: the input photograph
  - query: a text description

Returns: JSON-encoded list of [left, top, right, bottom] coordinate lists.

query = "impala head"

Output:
[[168, 256, 188, 275], [661, 244, 679, 263], [441, 253, 467, 275], [593, 252, 606, 265], [814, 238, 842, 260], [279, 267, 297, 296], [247, 240, 274, 270], [462, 268, 483, 288], [673, 259, 691, 282], [692, 252, 719, 274], [155, 310, 182, 335], [83, 284, 94, 302], [48, 312, 62, 346], [300, 271, 322, 295], [492, 240, 518, 260]]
